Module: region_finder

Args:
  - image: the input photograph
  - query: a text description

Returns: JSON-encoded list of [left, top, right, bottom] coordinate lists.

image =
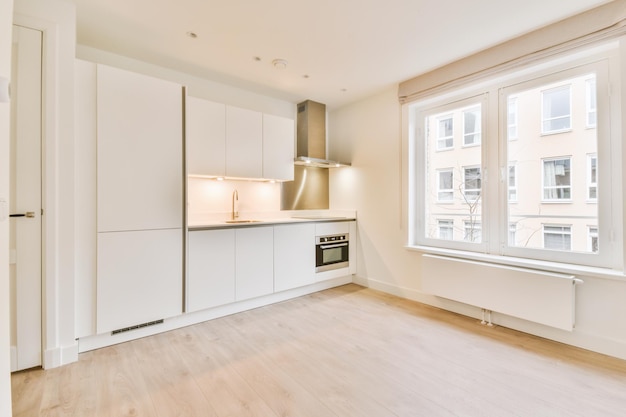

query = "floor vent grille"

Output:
[[111, 319, 164, 335]]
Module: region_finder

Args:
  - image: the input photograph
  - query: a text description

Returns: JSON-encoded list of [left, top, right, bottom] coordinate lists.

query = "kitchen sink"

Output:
[[224, 219, 262, 224]]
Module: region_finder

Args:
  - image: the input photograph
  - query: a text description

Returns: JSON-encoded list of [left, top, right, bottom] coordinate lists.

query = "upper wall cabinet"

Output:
[[186, 96, 294, 181], [97, 64, 183, 232], [225, 105, 263, 178], [186, 96, 226, 177], [263, 113, 295, 181]]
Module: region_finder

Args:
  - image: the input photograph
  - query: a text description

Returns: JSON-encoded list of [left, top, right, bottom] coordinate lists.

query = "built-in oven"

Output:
[[316, 233, 349, 272]]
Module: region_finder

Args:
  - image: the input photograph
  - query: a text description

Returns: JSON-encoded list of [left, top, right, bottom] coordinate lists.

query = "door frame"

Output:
[[13, 6, 78, 369]]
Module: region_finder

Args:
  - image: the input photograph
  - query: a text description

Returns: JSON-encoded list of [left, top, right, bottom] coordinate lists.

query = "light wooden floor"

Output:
[[11, 284, 626, 416]]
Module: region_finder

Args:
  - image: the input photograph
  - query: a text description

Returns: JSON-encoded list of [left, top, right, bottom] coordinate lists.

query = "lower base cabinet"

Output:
[[235, 226, 274, 300], [274, 223, 315, 292], [187, 229, 235, 312], [97, 229, 183, 334]]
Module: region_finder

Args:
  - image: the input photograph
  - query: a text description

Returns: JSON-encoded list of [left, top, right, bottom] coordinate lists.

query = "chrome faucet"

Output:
[[231, 189, 239, 220]]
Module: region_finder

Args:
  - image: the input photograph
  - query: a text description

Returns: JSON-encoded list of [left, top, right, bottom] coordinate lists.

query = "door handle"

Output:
[[10, 212, 35, 218]]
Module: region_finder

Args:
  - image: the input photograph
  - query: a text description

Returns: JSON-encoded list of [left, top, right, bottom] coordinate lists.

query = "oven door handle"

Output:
[[319, 242, 348, 249]]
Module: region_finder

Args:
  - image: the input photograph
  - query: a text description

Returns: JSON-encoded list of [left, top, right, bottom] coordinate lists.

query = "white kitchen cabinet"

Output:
[[97, 229, 183, 334], [235, 226, 274, 300], [263, 113, 294, 181], [187, 229, 235, 312], [226, 105, 263, 178], [95, 64, 183, 334], [274, 223, 315, 292], [97, 64, 183, 232], [186, 96, 226, 176]]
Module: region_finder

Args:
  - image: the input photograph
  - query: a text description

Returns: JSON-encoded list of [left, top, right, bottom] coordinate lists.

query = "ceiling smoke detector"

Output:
[[272, 59, 288, 70]]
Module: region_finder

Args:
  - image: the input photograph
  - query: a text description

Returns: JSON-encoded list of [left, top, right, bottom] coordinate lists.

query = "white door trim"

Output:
[[13, 4, 78, 369]]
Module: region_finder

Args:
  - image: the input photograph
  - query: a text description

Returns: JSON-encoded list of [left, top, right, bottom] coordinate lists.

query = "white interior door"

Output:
[[9, 25, 43, 371]]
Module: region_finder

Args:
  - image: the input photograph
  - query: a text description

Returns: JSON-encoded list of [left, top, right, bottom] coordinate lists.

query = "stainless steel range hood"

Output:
[[293, 100, 350, 168], [281, 100, 349, 210]]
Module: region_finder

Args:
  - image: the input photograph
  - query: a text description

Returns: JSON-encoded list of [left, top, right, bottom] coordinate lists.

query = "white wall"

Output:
[[0, 0, 14, 413], [329, 86, 626, 360]]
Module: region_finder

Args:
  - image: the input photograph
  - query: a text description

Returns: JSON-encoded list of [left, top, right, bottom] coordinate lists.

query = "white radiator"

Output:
[[421, 254, 579, 331]]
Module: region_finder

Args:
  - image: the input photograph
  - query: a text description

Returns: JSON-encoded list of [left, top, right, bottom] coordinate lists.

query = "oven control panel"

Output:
[[317, 234, 348, 244]]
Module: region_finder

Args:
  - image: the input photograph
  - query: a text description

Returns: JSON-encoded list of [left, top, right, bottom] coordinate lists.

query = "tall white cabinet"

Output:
[[95, 64, 184, 334]]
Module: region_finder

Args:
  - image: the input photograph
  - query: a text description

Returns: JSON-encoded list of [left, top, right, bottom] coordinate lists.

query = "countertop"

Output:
[[188, 211, 356, 231]]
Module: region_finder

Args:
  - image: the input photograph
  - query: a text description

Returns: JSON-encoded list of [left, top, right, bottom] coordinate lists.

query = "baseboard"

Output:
[[360, 277, 626, 361], [78, 275, 353, 353], [10, 346, 17, 372], [43, 341, 79, 369]]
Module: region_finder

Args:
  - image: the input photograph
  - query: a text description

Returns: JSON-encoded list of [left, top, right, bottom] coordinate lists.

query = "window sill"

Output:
[[406, 244, 626, 281]]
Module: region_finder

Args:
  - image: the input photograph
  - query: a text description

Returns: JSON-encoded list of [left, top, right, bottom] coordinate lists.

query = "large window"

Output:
[[408, 41, 621, 270]]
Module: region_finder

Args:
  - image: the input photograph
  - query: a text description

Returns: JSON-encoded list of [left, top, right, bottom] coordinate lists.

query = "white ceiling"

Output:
[[69, 0, 612, 110]]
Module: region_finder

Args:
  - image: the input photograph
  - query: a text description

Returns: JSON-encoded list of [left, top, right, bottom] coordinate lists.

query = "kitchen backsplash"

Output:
[[187, 177, 281, 219]]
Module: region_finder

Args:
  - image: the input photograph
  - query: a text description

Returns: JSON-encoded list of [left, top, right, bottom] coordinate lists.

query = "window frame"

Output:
[[587, 153, 597, 202], [406, 41, 621, 271]]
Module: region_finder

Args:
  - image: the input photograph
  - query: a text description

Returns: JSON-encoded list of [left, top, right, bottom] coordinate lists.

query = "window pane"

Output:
[[425, 103, 482, 243], [507, 73, 597, 254]]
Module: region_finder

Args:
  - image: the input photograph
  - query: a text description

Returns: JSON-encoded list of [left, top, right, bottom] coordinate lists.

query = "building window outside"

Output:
[[437, 169, 454, 202], [508, 96, 518, 140], [588, 154, 597, 201], [588, 226, 599, 253], [436, 115, 454, 150], [464, 220, 482, 243], [438, 220, 454, 240], [542, 84, 571, 134], [508, 164, 517, 202], [542, 158, 571, 201], [586, 78, 597, 128], [463, 166, 481, 203], [463, 106, 481, 146], [543, 225, 572, 251]]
